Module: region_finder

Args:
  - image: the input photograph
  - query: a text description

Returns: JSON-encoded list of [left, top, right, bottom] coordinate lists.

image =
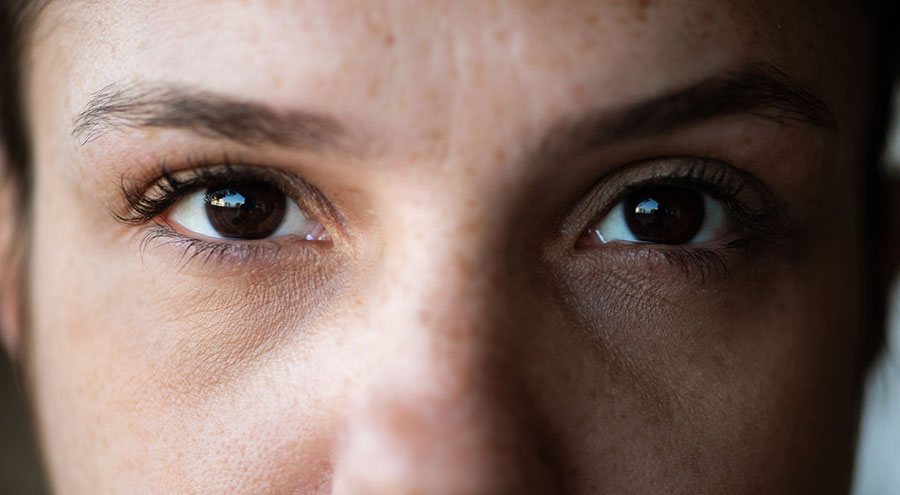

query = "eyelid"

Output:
[[561, 156, 791, 244]]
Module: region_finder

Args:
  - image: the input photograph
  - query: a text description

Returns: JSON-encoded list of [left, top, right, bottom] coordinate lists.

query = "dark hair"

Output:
[[0, 1, 898, 368], [0, 0, 42, 198]]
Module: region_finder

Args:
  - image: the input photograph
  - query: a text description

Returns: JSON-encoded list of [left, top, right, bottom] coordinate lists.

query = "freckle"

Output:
[[636, 0, 653, 12], [571, 83, 587, 101], [578, 37, 595, 53], [384, 32, 395, 46], [367, 78, 381, 98], [470, 62, 485, 82], [494, 149, 507, 163], [627, 0, 653, 23], [493, 29, 509, 43], [418, 307, 433, 325]]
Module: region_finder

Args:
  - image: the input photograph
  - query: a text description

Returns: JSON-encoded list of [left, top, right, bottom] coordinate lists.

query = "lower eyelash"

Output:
[[609, 236, 757, 282], [657, 240, 753, 280], [139, 223, 283, 267]]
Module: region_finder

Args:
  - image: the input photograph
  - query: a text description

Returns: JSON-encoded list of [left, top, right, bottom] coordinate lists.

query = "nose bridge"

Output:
[[370, 218, 509, 400], [372, 174, 516, 358], [330, 200, 558, 493]]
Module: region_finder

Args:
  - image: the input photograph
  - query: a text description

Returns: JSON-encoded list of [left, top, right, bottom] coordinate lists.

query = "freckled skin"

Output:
[[2, 0, 879, 493]]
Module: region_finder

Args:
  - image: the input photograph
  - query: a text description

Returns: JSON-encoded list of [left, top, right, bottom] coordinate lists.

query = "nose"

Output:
[[330, 238, 560, 494]]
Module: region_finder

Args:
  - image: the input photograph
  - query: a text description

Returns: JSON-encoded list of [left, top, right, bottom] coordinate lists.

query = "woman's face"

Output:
[[12, 0, 876, 493]]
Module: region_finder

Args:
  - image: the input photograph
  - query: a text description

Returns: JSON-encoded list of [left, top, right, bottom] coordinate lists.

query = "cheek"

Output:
[[27, 168, 351, 492], [29, 258, 349, 492], [536, 230, 862, 491]]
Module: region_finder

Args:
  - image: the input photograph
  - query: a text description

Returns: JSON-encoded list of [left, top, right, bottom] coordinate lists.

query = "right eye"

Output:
[[167, 180, 328, 241], [580, 185, 735, 246]]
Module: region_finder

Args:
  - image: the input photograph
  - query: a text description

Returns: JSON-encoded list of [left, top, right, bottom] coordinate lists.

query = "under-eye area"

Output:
[[569, 157, 792, 279], [112, 157, 339, 265]]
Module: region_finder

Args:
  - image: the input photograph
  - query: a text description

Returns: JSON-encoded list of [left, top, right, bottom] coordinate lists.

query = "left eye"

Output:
[[581, 186, 735, 246], [167, 180, 328, 241]]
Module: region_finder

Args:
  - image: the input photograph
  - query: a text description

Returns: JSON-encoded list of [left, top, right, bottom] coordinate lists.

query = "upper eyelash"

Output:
[[117, 158, 320, 266], [115, 156, 287, 226], [613, 160, 792, 241], [116, 165, 189, 225]]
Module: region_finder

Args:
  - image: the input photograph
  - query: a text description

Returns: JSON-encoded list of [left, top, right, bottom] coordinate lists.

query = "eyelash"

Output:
[[116, 157, 314, 265], [578, 159, 791, 279], [643, 161, 788, 235], [138, 224, 284, 266]]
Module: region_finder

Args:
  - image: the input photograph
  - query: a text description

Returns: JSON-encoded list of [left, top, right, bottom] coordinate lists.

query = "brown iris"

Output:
[[203, 181, 287, 239], [623, 186, 705, 244]]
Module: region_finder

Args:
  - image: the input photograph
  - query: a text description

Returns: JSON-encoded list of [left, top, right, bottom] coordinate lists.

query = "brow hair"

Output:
[[73, 62, 832, 163], [528, 62, 835, 166], [73, 83, 348, 150]]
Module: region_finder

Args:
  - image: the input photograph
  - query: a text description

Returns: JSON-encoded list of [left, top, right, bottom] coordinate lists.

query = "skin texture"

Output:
[[0, 0, 882, 493]]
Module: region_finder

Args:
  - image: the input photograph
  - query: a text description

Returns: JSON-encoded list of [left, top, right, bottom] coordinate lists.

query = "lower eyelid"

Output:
[[138, 223, 322, 269], [573, 236, 758, 283]]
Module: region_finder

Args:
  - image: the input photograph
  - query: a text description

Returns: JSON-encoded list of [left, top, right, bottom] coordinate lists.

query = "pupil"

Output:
[[204, 181, 287, 239], [623, 186, 705, 244]]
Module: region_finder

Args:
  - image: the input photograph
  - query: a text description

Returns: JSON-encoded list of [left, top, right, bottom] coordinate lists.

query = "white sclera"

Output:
[[592, 194, 729, 244], [168, 189, 321, 240]]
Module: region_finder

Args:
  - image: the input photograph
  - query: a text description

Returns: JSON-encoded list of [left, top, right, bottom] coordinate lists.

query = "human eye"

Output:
[[168, 180, 328, 241], [572, 158, 790, 277], [580, 186, 734, 245], [115, 157, 336, 263]]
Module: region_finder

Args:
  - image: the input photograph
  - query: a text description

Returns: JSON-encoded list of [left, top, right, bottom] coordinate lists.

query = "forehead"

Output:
[[28, 0, 854, 155]]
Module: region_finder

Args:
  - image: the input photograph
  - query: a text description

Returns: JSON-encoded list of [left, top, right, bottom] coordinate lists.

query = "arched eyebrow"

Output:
[[72, 83, 350, 150], [534, 62, 835, 161]]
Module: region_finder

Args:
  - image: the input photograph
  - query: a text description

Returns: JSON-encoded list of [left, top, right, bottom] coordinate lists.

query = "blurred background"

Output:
[[0, 351, 46, 494], [856, 286, 900, 494], [852, 109, 900, 495]]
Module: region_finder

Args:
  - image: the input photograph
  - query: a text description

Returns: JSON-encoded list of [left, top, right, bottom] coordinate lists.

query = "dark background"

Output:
[[0, 351, 47, 494]]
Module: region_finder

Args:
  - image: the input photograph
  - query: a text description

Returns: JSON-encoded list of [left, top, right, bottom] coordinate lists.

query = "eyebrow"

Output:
[[74, 63, 832, 157], [535, 62, 835, 160], [72, 83, 348, 150]]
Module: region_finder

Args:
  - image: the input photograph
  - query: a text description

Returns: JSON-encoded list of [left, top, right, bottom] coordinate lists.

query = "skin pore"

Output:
[[1, 0, 883, 493]]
